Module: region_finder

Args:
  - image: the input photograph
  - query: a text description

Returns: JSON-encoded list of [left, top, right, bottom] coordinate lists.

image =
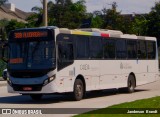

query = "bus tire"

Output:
[[73, 79, 84, 101], [30, 94, 43, 101], [127, 75, 136, 93]]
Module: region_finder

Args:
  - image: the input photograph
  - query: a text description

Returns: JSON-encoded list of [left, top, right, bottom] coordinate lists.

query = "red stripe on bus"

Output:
[[101, 33, 110, 37]]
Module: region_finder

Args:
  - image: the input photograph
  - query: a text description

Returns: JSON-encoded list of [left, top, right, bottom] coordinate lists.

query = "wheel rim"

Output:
[[75, 84, 83, 97]]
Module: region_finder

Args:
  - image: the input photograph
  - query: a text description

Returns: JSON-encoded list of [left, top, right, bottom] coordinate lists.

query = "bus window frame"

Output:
[[56, 34, 74, 71]]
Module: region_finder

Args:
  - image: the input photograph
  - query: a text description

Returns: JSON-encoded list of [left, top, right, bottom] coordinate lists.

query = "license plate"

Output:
[[23, 87, 32, 91]]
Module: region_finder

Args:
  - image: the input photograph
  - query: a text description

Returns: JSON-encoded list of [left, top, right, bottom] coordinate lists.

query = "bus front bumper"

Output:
[[7, 81, 59, 94]]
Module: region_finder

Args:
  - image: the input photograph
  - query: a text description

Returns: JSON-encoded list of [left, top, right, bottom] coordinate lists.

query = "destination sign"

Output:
[[9, 58, 23, 64], [14, 31, 48, 39]]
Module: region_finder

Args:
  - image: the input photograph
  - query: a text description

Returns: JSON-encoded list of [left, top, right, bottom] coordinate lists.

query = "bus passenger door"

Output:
[[89, 36, 102, 90], [56, 34, 74, 92]]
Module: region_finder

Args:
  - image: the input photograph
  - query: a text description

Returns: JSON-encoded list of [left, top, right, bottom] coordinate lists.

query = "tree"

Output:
[[26, 5, 43, 27], [102, 2, 124, 30], [0, 0, 8, 6], [91, 11, 103, 28], [27, 1, 55, 27], [131, 15, 148, 36], [48, 0, 86, 28], [147, 2, 160, 46], [69, 0, 87, 28], [0, 19, 9, 40], [5, 20, 26, 34], [27, 0, 87, 28]]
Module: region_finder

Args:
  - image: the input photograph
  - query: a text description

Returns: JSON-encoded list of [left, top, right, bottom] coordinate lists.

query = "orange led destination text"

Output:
[[10, 58, 23, 64], [14, 31, 48, 39]]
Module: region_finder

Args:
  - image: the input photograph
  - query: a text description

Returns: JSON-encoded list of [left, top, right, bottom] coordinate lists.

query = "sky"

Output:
[[8, 0, 160, 14]]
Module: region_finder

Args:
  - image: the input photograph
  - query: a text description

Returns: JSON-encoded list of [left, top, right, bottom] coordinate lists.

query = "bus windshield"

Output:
[[9, 41, 55, 70], [8, 29, 56, 71]]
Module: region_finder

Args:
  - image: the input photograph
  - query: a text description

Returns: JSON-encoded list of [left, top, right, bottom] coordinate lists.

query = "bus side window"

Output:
[[147, 41, 156, 59], [103, 39, 115, 59], [137, 40, 147, 59], [90, 36, 103, 59], [116, 39, 127, 59], [76, 35, 89, 59], [58, 42, 74, 70], [127, 40, 137, 59]]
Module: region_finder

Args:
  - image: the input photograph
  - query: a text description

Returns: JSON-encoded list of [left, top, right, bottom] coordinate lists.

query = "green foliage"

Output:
[[102, 2, 122, 29], [48, 0, 86, 28], [131, 17, 148, 36], [147, 2, 160, 46], [28, 0, 86, 28], [91, 15, 104, 28], [0, 19, 9, 40], [98, 2, 134, 34], [5, 20, 26, 34], [0, 59, 6, 76]]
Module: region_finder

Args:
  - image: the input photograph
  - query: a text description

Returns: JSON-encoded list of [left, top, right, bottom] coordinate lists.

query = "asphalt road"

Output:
[[0, 80, 160, 117]]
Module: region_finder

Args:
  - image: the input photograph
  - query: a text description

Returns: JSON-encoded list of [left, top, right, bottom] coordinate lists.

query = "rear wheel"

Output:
[[73, 79, 84, 101], [127, 75, 136, 93], [30, 94, 43, 101]]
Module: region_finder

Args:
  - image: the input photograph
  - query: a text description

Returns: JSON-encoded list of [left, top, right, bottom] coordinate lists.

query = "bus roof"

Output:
[[59, 28, 156, 41], [11, 27, 156, 41]]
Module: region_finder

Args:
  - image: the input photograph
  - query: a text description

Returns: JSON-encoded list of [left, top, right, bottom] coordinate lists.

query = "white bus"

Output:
[[2, 27, 159, 101]]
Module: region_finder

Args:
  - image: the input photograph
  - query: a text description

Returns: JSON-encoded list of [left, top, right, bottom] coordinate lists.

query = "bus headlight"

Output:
[[43, 75, 56, 86]]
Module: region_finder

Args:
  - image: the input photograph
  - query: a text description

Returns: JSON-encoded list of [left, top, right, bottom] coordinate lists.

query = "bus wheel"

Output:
[[73, 79, 84, 101], [127, 75, 136, 93], [30, 94, 43, 101]]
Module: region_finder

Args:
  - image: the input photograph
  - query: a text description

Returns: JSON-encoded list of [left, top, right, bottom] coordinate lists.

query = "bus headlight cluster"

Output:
[[43, 75, 56, 86]]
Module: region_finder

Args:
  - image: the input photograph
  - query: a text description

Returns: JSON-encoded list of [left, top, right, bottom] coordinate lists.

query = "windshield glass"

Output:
[[9, 40, 55, 70]]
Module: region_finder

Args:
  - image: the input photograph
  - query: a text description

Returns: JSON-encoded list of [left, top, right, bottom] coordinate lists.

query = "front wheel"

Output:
[[73, 79, 84, 101], [30, 94, 43, 101]]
